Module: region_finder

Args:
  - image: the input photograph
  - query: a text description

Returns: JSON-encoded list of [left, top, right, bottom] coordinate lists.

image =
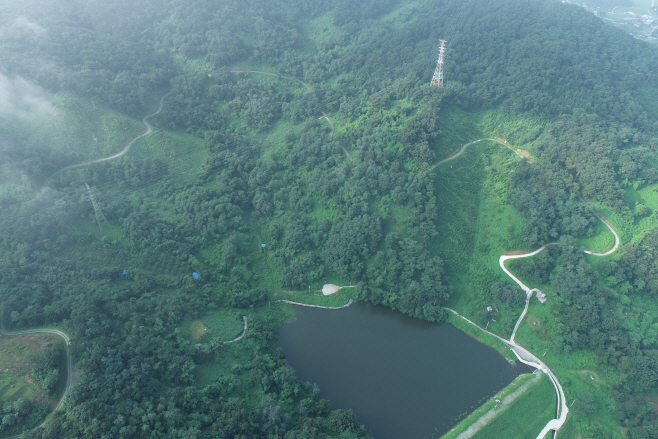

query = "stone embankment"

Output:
[[276, 299, 354, 310]]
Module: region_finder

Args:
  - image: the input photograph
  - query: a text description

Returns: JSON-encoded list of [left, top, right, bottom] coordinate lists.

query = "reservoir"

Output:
[[277, 302, 529, 439]]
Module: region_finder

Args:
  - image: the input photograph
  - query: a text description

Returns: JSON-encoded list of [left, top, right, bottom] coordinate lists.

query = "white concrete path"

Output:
[[223, 316, 248, 344], [437, 139, 621, 439], [276, 298, 354, 309]]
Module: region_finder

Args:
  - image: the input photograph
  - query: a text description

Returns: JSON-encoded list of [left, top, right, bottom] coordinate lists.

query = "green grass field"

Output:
[[203, 312, 246, 342], [0, 334, 64, 410], [445, 313, 516, 361], [194, 306, 286, 387], [466, 373, 555, 439], [434, 139, 528, 335], [440, 371, 545, 439], [0, 372, 36, 401]]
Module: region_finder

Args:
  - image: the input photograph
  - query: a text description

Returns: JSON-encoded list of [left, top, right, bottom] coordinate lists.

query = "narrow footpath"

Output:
[[47, 92, 171, 181]]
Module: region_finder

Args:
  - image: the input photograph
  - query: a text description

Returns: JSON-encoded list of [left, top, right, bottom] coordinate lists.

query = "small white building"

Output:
[[536, 290, 547, 304]]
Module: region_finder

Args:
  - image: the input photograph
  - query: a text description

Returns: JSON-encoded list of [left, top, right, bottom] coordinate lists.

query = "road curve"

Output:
[[223, 316, 248, 344], [444, 306, 568, 439], [584, 213, 620, 256], [276, 298, 354, 310], [432, 138, 523, 169], [47, 92, 171, 181], [437, 139, 621, 439], [0, 324, 73, 431]]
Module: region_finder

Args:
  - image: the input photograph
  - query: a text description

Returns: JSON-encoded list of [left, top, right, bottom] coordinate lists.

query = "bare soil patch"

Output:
[[503, 249, 532, 255]]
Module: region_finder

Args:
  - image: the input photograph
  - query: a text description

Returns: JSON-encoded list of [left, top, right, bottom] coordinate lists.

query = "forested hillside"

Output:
[[2, 0, 658, 437]]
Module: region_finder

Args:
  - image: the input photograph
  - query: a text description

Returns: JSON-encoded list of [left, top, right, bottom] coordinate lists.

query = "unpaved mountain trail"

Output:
[[47, 92, 171, 181]]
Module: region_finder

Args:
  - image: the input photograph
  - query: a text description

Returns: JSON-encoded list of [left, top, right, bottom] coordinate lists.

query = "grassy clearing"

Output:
[[466, 373, 555, 439], [194, 306, 287, 388], [189, 320, 211, 342], [432, 106, 483, 160], [444, 314, 516, 361], [551, 368, 626, 438], [477, 110, 547, 153], [439, 372, 540, 439], [0, 91, 143, 179], [50, 92, 146, 160], [434, 140, 527, 335], [179, 300, 248, 347], [0, 334, 63, 408], [130, 129, 209, 185], [576, 215, 616, 252], [298, 11, 343, 53], [199, 309, 246, 342], [0, 373, 36, 401], [380, 0, 423, 29]]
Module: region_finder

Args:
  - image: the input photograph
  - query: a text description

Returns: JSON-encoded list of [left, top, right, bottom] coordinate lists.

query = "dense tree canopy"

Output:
[[2, 0, 658, 437]]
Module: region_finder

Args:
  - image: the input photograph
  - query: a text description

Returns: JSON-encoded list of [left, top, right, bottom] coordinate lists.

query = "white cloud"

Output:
[[0, 73, 54, 121], [11, 16, 47, 37]]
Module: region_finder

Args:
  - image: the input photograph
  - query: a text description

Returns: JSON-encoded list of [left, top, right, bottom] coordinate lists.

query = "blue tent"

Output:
[[192, 272, 200, 279], [261, 243, 266, 248], [120, 270, 127, 278]]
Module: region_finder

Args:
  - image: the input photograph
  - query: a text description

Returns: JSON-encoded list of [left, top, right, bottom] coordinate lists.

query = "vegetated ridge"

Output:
[[1, 0, 658, 438]]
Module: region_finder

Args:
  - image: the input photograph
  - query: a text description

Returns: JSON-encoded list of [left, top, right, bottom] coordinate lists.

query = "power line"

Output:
[[430, 40, 448, 87], [86, 183, 107, 231]]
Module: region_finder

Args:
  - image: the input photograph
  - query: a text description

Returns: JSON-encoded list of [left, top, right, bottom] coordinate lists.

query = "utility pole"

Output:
[[86, 183, 107, 231], [430, 40, 447, 87]]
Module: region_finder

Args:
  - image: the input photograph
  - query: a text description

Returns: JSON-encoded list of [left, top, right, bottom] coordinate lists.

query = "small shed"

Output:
[[486, 306, 493, 312], [536, 290, 547, 304]]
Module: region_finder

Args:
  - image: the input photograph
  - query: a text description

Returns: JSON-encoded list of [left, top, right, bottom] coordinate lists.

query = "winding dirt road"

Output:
[[230, 68, 352, 161], [438, 139, 621, 439], [47, 92, 171, 181], [0, 325, 73, 432]]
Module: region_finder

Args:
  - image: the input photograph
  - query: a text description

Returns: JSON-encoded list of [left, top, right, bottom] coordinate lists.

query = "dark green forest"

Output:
[[2, 0, 658, 437]]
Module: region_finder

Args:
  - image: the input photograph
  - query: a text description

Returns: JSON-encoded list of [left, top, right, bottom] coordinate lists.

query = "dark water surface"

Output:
[[277, 302, 529, 439]]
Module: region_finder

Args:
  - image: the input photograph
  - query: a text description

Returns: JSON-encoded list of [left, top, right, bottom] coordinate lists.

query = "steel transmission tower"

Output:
[[430, 40, 447, 87], [86, 183, 107, 230]]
